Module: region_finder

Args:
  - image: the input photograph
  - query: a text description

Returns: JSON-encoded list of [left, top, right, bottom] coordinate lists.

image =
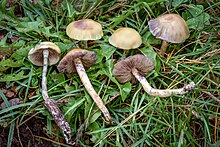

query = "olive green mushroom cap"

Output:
[[148, 14, 189, 43], [109, 27, 142, 50], [113, 54, 154, 83], [66, 19, 103, 40], [57, 48, 97, 73], [28, 42, 61, 66]]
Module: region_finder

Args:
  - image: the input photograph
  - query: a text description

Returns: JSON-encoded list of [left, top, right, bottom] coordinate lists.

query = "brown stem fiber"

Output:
[[74, 58, 112, 122]]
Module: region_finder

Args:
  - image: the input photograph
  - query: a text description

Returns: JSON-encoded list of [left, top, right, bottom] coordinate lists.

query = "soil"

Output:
[[0, 116, 54, 147]]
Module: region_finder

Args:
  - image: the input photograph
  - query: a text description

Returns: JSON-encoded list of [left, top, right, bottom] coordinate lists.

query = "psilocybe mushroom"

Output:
[[28, 42, 74, 145], [109, 27, 142, 50], [57, 49, 112, 122], [66, 19, 103, 47], [113, 54, 195, 97], [148, 14, 189, 55]]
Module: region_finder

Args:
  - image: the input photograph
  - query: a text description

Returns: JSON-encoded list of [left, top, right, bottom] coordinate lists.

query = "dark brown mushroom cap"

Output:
[[148, 14, 189, 43], [28, 42, 61, 66], [57, 48, 97, 73], [113, 54, 154, 83]]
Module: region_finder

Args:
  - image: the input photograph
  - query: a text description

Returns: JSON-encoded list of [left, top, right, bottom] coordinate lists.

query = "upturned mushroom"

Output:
[[28, 42, 74, 145], [148, 14, 189, 55], [57, 49, 112, 122], [66, 19, 103, 48], [109, 27, 142, 50], [113, 54, 195, 97]]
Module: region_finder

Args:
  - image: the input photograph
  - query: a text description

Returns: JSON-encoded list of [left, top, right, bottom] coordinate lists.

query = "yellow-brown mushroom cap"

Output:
[[66, 19, 103, 40], [109, 27, 142, 50], [148, 14, 189, 43], [57, 48, 97, 73], [113, 54, 154, 83], [28, 42, 61, 66]]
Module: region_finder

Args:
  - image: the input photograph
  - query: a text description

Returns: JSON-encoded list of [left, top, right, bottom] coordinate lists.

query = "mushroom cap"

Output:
[[57, 48, 97, 73], [66, 19, 103, 40], [113, 54, 154, 83], [148, 14, 189, 43], [109, 27, 142, 50], [28, 42, 61, 66]]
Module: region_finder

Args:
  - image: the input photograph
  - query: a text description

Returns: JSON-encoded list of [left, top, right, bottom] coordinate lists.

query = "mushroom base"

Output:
[[44, 98, 75, 145]]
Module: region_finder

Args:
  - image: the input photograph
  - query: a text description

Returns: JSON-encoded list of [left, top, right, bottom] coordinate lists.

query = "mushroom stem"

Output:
[[43, 98, 75, 145], [84, 40, 88, 48], [74, 58, 112, 122], [123, 50, 129, 56], [131, 68, 195, 97], [160, 40, 169, 56], [41, 50, 74, 145], [42, 50, 49, 100]]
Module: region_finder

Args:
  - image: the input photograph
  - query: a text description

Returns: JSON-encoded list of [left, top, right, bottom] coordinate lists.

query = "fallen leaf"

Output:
[[0, 98, 23, 109]]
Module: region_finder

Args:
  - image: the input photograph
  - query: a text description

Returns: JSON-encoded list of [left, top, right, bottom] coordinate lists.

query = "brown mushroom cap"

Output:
[[66, 19, 103, 40], [28, 42, 61, 66], [109, 27, 142, 50], [148, 14, 189, 43], [57, 48, 97, 73], [113, 54, 154, 83]]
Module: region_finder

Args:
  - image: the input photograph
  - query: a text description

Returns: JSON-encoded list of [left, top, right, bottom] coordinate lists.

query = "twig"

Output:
[[34, 135, 70, 146], [214, 107, 219, 143], [18, 112, 40, 127], [173, 41, 198, 56], [196, 49, 220, 61], [83, 0, 105, 19], [185, 107, 220, 122], [203, 91, 220, 104], [16, 119, 23, 147]]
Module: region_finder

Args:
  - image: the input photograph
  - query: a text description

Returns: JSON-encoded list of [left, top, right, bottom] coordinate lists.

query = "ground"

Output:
[[0, 115, 53, 147]]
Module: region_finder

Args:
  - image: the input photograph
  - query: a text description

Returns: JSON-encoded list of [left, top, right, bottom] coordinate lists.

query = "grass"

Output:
[[0, 0, 219, 146]]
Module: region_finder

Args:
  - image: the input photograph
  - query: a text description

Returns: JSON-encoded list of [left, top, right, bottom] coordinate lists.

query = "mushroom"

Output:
[[66, 19, 103, 48], [113, 54, 195, 97], [28, 42, 74, 145], [109, 27, 142, 50], [57, 48, 112, 122], [148, 14, 189, 56]]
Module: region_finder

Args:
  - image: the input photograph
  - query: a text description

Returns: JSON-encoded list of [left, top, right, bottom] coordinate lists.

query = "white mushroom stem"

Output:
[[160, 40, 169, 56], [131, 68, 195, 97], [42, 50, 49, 100], [74, 58, 112, 122], [41, 50, 74, 145]]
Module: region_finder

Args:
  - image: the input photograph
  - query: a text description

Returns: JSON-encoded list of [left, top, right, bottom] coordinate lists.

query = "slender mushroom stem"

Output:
[[160, 40, 169, 56], [42, 50, 49, 100], [41, 50, 75, 145], [132, 68, 195, 97], [84, 40, 88, 48], [123, 50, 129, 56], [74, 58, 112, 122]]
